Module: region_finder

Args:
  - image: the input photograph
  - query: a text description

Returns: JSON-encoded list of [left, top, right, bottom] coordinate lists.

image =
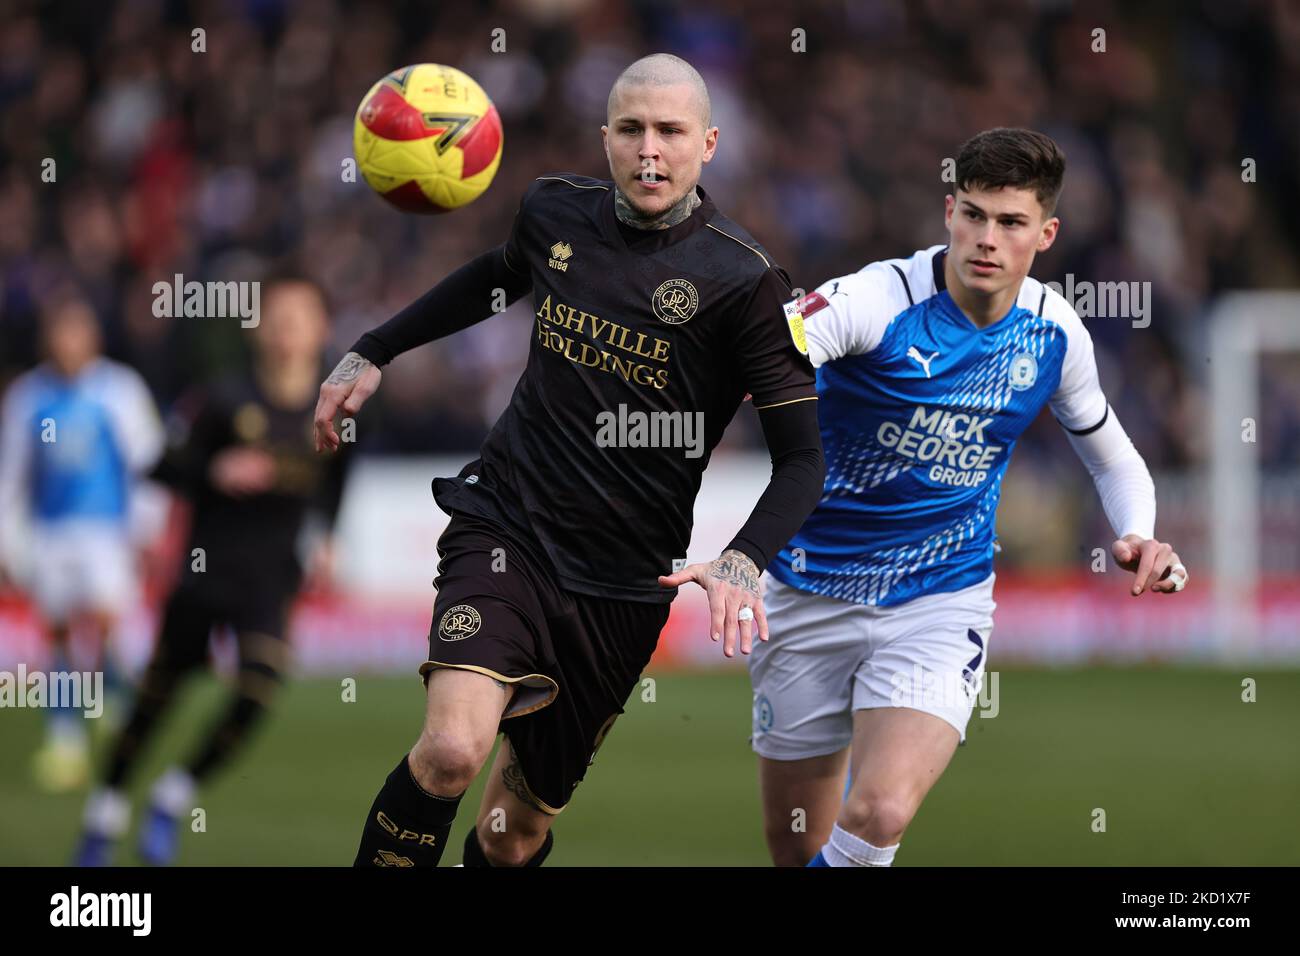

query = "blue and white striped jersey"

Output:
[[768, 245, 1109, 607]]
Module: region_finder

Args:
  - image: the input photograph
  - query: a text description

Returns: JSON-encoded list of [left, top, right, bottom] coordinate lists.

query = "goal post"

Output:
[[1207, 291, 1299, 659]]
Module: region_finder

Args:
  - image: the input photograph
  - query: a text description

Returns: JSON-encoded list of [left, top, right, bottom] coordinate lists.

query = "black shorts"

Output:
[[153, 583, 293, 674], [422, 512, 669, 813]]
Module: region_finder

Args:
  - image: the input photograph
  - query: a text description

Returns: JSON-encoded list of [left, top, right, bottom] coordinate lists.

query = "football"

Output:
[[352, 63, 503, 213]]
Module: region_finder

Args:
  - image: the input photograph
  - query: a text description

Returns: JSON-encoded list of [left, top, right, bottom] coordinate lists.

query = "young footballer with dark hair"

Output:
[[754, 127, 1189, 867], [316, 53, 825, 867]]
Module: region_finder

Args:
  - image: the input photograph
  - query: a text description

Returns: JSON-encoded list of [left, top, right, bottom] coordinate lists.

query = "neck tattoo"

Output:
[[614, 187, 701, 230]]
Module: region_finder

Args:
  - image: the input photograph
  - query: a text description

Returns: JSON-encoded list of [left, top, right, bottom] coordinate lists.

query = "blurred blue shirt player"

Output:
[[0, 296, 162, 791]]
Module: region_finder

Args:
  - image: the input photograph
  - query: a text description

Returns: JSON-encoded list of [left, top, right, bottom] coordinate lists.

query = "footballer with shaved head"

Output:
[[316, 53, 825, 867]]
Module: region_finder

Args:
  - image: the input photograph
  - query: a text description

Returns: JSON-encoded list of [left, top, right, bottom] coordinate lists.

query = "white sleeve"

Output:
[[799, 264, 901, 368], [107, 367, 165, 475], [0, 381, 33, 563], [1044, 292, 1154, 539], [1047, 315, 1109, 432], [1064, 409, 1156, 541]]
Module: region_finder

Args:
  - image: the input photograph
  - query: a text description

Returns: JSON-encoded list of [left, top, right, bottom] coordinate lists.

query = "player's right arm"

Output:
[[1045, 293, 1181, 595], [314, 184, 539, 452]]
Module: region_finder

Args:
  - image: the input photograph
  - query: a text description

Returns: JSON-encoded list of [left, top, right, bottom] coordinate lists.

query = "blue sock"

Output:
[[47, 647, 84, 742], [101, 651, 124, 697]]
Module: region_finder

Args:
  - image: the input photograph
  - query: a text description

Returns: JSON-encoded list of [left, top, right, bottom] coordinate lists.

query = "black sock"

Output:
[[462, 825, 555, 867], [353, 755, 462, 867], [187, 693, 268, 782], [104, 665, 187, 789]]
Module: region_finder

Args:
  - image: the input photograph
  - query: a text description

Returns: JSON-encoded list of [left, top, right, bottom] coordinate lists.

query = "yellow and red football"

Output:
[[353, 63, 503, 213]]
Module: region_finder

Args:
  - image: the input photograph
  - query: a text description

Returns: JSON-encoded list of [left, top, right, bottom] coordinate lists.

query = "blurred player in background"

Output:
[[316, 53, 824, 868], [0, 295, 163, 792], [74, 276, 348, 866], [754, 128, 1190, 867]]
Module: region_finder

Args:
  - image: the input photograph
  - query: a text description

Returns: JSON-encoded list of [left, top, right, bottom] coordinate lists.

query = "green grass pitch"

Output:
[[1, 667, 1296, 865]]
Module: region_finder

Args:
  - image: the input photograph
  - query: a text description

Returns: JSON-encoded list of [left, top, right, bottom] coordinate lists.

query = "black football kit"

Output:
[[352, 174, 825, 864], [103, 372, 347, 790]]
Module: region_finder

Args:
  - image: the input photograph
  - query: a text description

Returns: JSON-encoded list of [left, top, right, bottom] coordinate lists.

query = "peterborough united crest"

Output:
[[652, 278, 699, 325], [438, 604, 481, 641], [1009, 352, 1038, 390]]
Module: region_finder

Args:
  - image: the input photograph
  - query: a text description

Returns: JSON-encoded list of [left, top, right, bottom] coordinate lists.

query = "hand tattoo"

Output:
[[324, 351, 373, 386], [614, 187, 701, 230], [709, 548, 760, 598]]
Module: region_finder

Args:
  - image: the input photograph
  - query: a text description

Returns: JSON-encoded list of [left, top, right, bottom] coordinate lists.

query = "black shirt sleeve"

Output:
[[724, 397, 824, 573], [349, 183, 537, 367], [718, 265, 823, 571], [350, 245, 531, 366], [731, 266, 818, 408]]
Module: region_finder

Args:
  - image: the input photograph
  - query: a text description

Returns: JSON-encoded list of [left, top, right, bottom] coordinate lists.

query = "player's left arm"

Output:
[[1049, 307, 1187, 596], [658, 267, 825, 656]]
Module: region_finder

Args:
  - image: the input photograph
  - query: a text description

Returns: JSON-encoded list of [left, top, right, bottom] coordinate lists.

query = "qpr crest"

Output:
[[652, 278, 699, 325], [438, 604, 481, 641], [1008, 352, 1038, 390]]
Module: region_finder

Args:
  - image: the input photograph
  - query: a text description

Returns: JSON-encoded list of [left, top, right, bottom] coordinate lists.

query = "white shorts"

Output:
[[28, 522, 137, 622], [749, 573, 997, 759]]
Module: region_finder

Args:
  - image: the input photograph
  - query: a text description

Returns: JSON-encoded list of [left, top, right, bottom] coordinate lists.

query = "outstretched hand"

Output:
[[659, 549, 766, 658], [1111, 533, 1188, 596], [314, 352, 381, 452]]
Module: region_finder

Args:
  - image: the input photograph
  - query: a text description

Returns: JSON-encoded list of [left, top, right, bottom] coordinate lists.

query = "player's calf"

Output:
[[469, 822, 554, 867], [466, 739, 558, 866], [353, 753, 465, 867], [353, 668, 511, 867], [757, 751, 849, 867], [813, 707, 962, 867], [767, 828, 827, 868]]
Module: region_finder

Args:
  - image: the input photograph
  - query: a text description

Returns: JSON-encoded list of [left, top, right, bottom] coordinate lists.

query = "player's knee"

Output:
[[408, 731, 485, 795], [840, 790, 915, 846]]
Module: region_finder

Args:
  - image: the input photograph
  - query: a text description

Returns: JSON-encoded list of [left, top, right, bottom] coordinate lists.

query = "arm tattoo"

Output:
[[709, 548, 760, 597], [613, 187, 701, 230], [501, 743, 543, 812], [324, 351, 373, 386]]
